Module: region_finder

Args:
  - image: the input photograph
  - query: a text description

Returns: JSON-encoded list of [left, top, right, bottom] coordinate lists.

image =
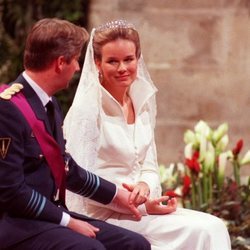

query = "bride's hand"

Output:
[[145, 196, 177, 215], [122, 182, 150, 206]]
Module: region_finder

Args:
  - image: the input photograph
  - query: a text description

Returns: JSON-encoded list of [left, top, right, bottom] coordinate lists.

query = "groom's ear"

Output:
[[54, 56, 66, 73]]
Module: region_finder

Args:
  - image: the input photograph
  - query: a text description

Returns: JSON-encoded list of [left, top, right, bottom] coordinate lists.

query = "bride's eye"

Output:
[[124, 56, 135, 63], [125, 58, 133, 63], [107, 59, 118, 65]]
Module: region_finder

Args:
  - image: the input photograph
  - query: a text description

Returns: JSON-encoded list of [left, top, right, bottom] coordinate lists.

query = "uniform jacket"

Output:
[[0, 74, 116, 248]]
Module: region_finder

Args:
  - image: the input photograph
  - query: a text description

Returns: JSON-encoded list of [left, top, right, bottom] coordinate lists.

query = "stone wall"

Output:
[[88, 0, 250, 175]]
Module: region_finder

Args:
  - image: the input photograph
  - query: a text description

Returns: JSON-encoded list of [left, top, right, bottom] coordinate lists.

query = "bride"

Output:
[[64, 20, 231, 250]]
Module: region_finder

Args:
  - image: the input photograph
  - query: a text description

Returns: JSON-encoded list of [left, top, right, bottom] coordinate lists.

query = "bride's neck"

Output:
[[102, 83, 129, 106]]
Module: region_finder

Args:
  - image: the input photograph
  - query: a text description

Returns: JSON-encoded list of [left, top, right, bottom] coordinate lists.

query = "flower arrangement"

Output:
[[160, 120, 250, 248], [181, 121, 250, 212]]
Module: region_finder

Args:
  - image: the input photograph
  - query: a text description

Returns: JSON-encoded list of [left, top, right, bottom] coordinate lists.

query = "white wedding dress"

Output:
[[64, 28, 231, 250]]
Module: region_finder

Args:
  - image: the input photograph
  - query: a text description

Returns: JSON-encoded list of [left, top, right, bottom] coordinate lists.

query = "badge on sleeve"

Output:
[[0, 138, 11, 159]]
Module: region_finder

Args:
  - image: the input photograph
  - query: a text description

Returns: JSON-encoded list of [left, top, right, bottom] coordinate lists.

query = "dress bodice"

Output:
[[85, 80, 162, 220], [94, 101, 153, 188]]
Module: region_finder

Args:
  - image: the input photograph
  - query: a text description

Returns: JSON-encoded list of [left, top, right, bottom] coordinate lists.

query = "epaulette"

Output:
[[0, 83, 24, 100]]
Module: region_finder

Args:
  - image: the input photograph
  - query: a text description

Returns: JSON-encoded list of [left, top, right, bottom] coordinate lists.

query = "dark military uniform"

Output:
[[0, 75, 150, 250]]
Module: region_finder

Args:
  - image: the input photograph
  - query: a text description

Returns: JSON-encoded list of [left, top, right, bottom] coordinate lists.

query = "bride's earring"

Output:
[[99, 71, 104, 84]]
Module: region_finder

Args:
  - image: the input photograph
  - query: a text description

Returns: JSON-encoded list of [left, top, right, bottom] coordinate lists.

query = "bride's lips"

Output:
[[115, 75, 129, 80]]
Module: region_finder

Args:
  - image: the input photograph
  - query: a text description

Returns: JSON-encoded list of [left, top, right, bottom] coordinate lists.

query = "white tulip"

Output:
[[212, 123, 228, 143], [240, 150, 250, 165], [199, 134, 207, 161], [184, 130, 196, 144], [218, 152, 229, 188], [184, 143, 193, 159], [216, 135, 229, 153], [194, 120, 211, 138], [204, 144, 215, 172]]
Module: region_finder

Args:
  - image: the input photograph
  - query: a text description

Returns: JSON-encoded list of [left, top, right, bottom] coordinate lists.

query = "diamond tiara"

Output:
[[95, 20, 136, 32]]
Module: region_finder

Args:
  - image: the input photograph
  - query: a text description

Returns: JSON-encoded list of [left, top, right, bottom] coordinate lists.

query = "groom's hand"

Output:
[[67, 217, 100, 238], [112, 188, 142, 220]]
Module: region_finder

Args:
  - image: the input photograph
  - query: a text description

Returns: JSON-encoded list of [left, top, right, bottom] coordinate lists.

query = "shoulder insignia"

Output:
[[0, 138, 11, 159], [0, 83, 23, 100]]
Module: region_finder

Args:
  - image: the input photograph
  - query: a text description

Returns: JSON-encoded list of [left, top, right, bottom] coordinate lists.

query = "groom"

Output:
[[0, 18, 150, 250]]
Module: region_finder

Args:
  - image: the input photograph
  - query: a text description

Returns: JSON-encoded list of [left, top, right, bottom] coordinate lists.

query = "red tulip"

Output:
[[164, 190, 181, 198], [232, 139, 243, 156], [182, 175, 191, 197], [193, 151, 199, 160], [185, 157, 200, 174]]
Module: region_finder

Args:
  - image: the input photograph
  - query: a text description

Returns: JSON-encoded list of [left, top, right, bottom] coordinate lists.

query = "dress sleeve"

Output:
[[137, 94, 162, 198], [138, 139, 162, 198]]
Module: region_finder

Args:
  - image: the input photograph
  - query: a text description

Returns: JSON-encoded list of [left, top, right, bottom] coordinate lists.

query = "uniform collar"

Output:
[[22, 71, 51, 107]]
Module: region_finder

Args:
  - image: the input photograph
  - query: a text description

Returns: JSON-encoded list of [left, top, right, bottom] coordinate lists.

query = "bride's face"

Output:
[[95, 38, 138, 90]]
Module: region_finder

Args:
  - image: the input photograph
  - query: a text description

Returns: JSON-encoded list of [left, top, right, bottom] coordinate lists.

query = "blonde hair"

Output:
[[93, 20, 141, 61]]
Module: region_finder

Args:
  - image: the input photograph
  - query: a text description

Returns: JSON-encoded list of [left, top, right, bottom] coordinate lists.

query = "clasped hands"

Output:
[[67, 181, 177, 238], [120, 182, 177, 220]]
